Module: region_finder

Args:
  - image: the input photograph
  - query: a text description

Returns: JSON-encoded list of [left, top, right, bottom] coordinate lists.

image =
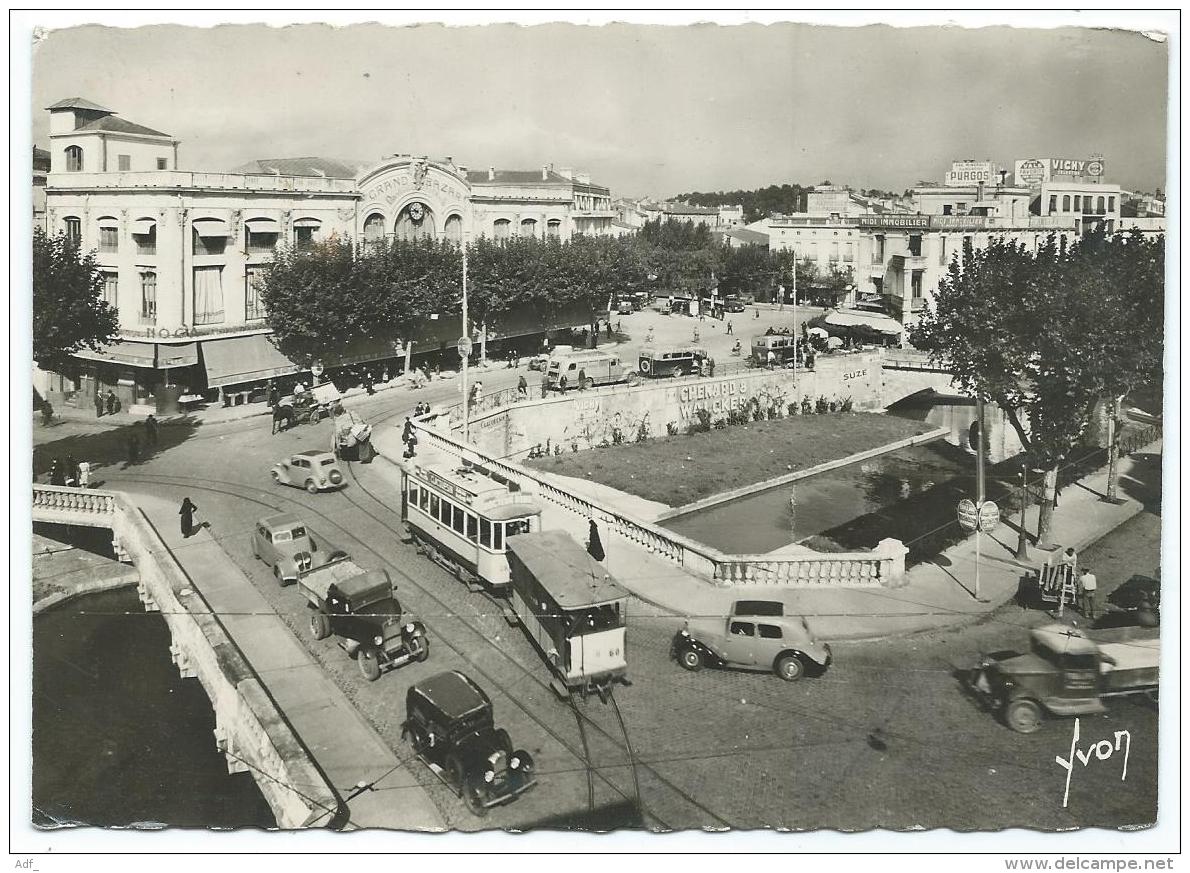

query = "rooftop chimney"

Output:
[[488, 166, 496, 181]]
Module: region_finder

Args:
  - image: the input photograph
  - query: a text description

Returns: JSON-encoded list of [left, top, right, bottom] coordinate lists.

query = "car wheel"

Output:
[[309, 612, 331, 641], [271, 470, 282, 484], [414, 637, 430, 663], [462, 776, 488, 817], [446, 753, 468, 792], [273, 565, 285, 587], [407, 723, 430, 755], [358, 646, 382, 681], [678, 647, 703, 672], [775, 653, 807, 682], [1004, 698, 1044, 733], [305, 479, 319, 494]]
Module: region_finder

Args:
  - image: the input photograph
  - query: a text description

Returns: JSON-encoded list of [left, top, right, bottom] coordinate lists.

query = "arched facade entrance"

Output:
[[395, 202, 436, 240], [356, 158, 472, 243]]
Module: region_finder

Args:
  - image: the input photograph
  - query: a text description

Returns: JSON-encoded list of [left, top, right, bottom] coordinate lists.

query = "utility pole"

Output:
[[461, 238, 470, 444], [791, 262, 799, 376], [974, 395, 986, 601], [1015, 460, 1030, 561]]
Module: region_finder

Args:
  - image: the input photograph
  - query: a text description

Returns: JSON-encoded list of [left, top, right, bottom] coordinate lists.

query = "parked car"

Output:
[[252, 513, 347, 586], [629, 346, 714, 382], [402, 670, 537, 815], [672, 599, 832, 681], [298, 556, 428, 681], [967, 623, 1159, 733], [271, 449, 345, 493], [724, 296, 746, 313], [616, 298, 636, 315]]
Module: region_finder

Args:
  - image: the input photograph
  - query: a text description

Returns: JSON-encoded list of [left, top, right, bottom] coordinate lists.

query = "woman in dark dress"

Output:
[[586, 519, 605, 562], [179, 497, 198, 538]]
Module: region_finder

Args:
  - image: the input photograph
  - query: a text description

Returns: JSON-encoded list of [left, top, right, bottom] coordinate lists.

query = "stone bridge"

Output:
[[880, 351, 964, 407]]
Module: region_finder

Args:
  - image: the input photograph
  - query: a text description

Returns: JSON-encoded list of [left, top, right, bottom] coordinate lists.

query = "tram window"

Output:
[[419, 488, 429, 510], [429, 494, 439, 517], [408, 485, 418, 505], [507, 518, 530, 537], [758, 624, 783, 640], [466, 513, 478, 542], [729, 621, 755, 637], [493, 522, 503, 551], [480, 518, 492, 547], [452, 505, 465, 534], [438, 499, 451, 525]]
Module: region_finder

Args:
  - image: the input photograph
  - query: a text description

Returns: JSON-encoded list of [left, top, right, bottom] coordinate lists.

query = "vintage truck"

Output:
[[297, 556, 429, 681], [968, 623, 1160, 733], [672, 599, 832, 682]]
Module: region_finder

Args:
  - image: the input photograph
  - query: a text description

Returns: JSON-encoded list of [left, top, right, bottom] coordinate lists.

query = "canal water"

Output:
[[32, 587, 276, 830], [659, 400, 1016, 558]]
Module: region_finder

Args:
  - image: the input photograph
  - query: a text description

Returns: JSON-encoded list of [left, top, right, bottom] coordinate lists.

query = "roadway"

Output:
[[33, 306, 1160, 832]]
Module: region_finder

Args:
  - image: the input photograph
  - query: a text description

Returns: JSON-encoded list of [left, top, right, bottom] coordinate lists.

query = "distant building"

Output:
[[717, 204, 745, 228], [722, 227, 769, 249], [33, 146, 50, 227], [40, 98, 618, 411]]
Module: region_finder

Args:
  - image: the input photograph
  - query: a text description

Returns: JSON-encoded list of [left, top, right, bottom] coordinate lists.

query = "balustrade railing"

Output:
[[413, 424, 902, 588], [33, 484, 118, 518]]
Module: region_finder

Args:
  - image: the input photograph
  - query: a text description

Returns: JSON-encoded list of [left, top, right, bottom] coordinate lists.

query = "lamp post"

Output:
[[460, 237, 471, 444], [1015, 461, 1030, 560]]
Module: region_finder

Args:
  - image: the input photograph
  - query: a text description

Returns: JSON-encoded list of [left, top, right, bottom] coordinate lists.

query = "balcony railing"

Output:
[[48, 171, 359, 194]]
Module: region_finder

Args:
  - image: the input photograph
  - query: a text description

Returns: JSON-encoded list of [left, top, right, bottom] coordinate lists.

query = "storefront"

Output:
[[73, 340, 201, 413]]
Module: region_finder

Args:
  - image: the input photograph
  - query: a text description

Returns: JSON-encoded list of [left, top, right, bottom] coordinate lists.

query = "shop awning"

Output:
[[809, 308, 904, 337], [156, 342, 198, 368], [97, 216, 119, 229], [132, 218, 157, 234], [193, 219, 230, 238], [245, 217, 281, 233], [201, 334, 301, 388], [292, 217, 322, 228], [74, 340, 157, 368]]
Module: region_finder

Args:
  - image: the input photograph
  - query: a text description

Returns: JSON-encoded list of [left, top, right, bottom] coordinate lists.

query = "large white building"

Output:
[[40, 99, 617, 411]]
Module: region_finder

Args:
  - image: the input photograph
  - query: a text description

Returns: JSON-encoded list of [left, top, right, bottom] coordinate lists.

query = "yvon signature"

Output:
[[1054, 717, 1131, 808]]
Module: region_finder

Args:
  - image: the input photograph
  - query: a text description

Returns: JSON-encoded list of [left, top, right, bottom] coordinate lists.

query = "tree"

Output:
[[911, 232, 1164, 545], [32, 228, 120, 373]]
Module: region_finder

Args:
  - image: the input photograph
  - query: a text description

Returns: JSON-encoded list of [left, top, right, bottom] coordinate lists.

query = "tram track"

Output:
[[108, 467, 730, 830]]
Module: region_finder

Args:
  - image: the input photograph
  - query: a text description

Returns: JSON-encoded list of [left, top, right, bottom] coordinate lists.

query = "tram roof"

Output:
[[506, 530, 629, 608], [413, 460, 543, 515]]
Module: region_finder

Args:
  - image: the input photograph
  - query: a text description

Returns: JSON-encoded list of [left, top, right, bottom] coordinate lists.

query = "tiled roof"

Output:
[[76, 115, 171, 138], [726, 228, 770, 245], [231, 157, 364, 178], [46, 97, 113, 112], [664, 203, 718, 215], [467, 169, 574, 185]]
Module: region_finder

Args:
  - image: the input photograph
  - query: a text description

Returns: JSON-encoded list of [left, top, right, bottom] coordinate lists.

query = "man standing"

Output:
[[577, 368, 587, 390], [105, 390, 117, 416], [726, 320, 733, 335], [1079, 567, 1098, 621], [94, 392, 105, 418], [145, 414, 159, 448], [517, 374, 528, 398]]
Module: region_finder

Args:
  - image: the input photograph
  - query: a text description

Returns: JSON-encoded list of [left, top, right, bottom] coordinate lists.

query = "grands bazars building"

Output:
[[38, 98, 616, 413]]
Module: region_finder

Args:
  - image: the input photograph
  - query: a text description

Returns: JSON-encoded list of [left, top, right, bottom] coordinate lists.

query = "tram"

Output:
[[400, 457, 543, 591], [505, 530, 630, 701]]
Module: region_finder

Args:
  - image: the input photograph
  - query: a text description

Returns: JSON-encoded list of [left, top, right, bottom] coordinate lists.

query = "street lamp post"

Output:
[[1015, 461, 1030, 560], [461, 239, 470, 444]]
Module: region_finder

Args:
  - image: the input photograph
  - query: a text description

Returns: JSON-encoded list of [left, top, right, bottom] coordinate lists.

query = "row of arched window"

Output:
[[58, 214, 322, 255], [492, 218, 562, 240], [1049, 194, 1116, 215]]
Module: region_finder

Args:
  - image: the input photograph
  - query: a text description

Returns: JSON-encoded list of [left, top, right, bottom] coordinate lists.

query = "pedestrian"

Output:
[[50, 458, 66, 487], [78, 460, 91, 489], [66, 454, 79, 487], [127, 432, 140, 463], [1079, 567, 1098, 621], [1058, 547, 1078, 588], [767, 349, 776, 369], [179, 497, 199, 538], [586, 518, 605, 562], [805, 348, 816, 371], [95, 393, 105, 418], [267, 381, 279, 408], [605, 321, 613, 338], [692, 327, 700, 344], [726, 320, 733, 335], [517, 374, 528, 397], [105, 390, 117, 416], [145, 414, 159, 447], [754, 306, 759, 318], [615, 320, 622, 334], [541, 374, 550, 396], [646, 326, 655, 344], [40, 399, 54, 427]]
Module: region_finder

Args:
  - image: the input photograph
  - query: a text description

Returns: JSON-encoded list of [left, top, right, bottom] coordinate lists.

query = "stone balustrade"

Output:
[[413, 424, 906, 589], [33, 484, 118, 525]]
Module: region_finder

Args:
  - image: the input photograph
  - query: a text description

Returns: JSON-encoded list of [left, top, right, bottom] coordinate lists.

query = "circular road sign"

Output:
[[457, 335, 472, 359], [978, 500, 1001, 533], [957, 498, 979, 532]]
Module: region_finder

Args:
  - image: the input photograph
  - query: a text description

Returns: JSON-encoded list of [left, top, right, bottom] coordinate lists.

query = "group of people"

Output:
[[1050, 546, 1099, 620], [46, 455, 89, 488], [94, 390, 121, 418]]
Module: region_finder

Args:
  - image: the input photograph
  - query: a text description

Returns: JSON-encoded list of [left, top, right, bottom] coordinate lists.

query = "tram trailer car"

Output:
[[505, 530, 630, 701], [401, 458, 543, 591]]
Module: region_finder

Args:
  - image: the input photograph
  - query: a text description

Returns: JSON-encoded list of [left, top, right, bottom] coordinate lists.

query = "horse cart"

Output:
[[332, 408, 376, 462]]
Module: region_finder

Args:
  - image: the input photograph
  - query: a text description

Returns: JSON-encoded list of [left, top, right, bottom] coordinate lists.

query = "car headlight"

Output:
[[510, 757, 520, 770], [679, 629, 689, 637], [484, 770, 495, 783], [373, 635, 384, 646], [405, 623, 415, 633]]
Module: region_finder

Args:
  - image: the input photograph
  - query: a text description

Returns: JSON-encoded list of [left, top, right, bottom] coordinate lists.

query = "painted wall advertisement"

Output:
[[1014, 157, 1106, 186], [944, 160, 999, 186]]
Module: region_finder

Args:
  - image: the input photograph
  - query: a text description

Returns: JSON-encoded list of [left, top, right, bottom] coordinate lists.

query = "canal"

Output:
[[32, 587, 276, 830]]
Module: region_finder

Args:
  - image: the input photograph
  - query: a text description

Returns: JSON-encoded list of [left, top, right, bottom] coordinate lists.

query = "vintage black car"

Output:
[[298, 557, 429, 681], [402, 671, 536, 816]]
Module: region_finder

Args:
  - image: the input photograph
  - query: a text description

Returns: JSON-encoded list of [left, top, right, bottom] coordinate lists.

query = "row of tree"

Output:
[[260, 226, 854, 364], [911, 229, 1164, 544]]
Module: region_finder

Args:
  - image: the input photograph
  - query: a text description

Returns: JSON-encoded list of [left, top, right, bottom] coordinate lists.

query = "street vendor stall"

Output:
[[808, 308, 903, 346]]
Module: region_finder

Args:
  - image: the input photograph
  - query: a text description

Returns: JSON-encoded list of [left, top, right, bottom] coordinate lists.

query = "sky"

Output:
[[28, 13, 1171, 199]]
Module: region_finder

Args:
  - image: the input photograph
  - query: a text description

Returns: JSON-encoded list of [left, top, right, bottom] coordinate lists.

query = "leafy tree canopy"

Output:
[[32, 228, 120, 372]]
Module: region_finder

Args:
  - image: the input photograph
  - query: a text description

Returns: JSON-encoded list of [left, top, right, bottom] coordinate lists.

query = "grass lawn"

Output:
[[523, 412, 936, 507]]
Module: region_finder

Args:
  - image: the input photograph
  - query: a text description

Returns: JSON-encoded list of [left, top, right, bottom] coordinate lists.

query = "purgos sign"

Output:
[[945, 160, 998, 186]]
